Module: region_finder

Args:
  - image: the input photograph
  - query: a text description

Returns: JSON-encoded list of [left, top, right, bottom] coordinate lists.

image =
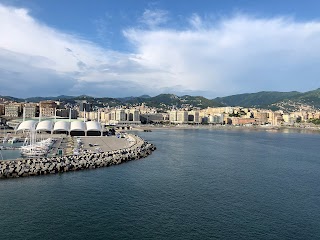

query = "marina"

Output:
[[0, 133, 155, 178], [0, 123, 156, 178]]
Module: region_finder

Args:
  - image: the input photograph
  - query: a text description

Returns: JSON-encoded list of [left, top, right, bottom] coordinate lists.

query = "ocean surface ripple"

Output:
[[0, 129, 319, 240]]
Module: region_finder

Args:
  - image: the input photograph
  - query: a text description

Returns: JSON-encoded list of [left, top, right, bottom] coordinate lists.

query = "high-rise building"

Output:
[[79, 101, 92, 112], [169, 110, 177, 122], [177, 111, 188, 124], [188, 111, 200, 123], [169, 110, 188, 124]]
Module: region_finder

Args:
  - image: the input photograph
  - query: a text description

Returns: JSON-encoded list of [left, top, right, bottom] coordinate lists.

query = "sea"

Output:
[[0, 128, 319, 240], [0, 142, 23, 160]]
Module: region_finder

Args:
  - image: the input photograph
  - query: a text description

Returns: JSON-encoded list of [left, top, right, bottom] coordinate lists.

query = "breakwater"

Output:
[[0, 135, 156, 179]]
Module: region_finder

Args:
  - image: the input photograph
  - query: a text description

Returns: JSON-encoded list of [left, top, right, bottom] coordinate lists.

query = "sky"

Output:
[[1, 0, 320, 98]]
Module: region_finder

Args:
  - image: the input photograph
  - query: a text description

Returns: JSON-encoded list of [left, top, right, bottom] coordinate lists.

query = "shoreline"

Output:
[[131, 124, 320, 134]]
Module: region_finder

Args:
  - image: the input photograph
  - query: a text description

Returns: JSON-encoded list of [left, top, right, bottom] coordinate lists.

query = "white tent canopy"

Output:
[[70, 121, 86, 132], [86, 121, 102, 131], [17, 120, 37, 132], [53, 121, 70, 132], [16, 120, 104, 135], [36, 120, 53, 132]]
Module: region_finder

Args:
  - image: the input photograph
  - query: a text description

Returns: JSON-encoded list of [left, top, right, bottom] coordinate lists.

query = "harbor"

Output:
[[0, 131, 156, 178]]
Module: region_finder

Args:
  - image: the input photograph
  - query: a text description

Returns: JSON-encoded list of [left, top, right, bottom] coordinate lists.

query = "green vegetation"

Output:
[[214, 91, 301, 108], [308, 119, 320, 125], [229, 113, 240, 117], [117, 94, 223, 109]]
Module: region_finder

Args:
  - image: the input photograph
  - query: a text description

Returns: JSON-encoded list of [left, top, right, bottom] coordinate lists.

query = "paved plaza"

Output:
[[79, 136, 133, 152]]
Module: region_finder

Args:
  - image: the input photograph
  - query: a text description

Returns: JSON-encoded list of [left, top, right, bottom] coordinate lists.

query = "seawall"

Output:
[[0, 135, 156, 179]]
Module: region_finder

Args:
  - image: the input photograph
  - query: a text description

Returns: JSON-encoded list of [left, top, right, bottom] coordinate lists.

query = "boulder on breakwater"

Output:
[[0, 135, 156, 179]]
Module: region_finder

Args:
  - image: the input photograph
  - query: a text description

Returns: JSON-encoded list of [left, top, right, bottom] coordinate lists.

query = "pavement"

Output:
[[1, 131, 136, 157], [79, 136, 132, 152]]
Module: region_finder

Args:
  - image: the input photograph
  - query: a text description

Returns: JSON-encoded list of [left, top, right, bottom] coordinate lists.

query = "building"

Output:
[[233, 118, 257, 125], [208, 114, 224, 124], [169, 110, 177, 122], [282, 114, 294, 125], [56, 109, 78, 119], [140, 113, 166, 124], [105, 109, 141, 125], [100, 111, 113, 123], [116, 109, 126, 121], [202, 107, 234, 117], [79, 101, 92, 112], [254, 112, 268, 124], [40, 101, 57, 118], [0, 103, 5, 115], [188, 111, 200, 123], [176, 111, 188, 124], [24, 103, 38, 118], [268, 112, 283, 126], [126, 109, 140, 121], [5, 103, 21, 118]]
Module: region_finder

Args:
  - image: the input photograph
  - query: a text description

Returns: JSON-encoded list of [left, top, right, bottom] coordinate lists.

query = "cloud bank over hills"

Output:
[[1, 3, 320, 98]]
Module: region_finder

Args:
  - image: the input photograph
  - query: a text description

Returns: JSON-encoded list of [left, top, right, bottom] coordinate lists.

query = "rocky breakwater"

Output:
[[0, 136, 156, 179]]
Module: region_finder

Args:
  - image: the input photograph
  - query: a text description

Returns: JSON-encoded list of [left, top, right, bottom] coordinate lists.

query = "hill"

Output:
[[135, 94, 223, 109], [213, 88, 320, 111], [3, 88, 320, 112], [214, 91, 301, 108]]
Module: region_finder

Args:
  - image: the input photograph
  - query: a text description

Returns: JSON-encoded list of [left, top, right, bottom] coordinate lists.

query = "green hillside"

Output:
[[214, 91, 301, 108]]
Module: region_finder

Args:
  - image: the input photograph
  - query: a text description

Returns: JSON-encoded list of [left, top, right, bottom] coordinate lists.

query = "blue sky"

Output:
[[1, 0, 320, 98]]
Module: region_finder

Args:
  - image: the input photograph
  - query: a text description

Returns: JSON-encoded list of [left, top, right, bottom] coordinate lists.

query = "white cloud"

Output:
[[125, 14, 320, 96], [1, 3, 320, 98], [139, 9, 169, 28], [189, 13, 203, 29]]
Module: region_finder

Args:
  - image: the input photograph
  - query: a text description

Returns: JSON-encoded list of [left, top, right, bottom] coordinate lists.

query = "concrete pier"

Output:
[[0, 134, 156, 179]]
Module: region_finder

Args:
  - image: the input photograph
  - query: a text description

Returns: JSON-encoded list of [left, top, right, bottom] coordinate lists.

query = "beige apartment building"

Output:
[[188, 111, 200, 123], [5, 103, 22, 118], [23, 103, 38, 118], [268, 112, 283, 125], [101, 109, 141, 125], [39, 101, 57, 117], [169, 110, 188, 124]]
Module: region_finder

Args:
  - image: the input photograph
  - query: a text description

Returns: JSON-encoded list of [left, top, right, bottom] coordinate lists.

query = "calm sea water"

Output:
[[0, 129, 319, 240], [0, 142, 23, 160]]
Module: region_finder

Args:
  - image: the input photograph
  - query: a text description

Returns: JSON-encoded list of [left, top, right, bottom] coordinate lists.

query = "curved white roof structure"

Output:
[[17, 120, 37, 132], [70, 121, 86, 132], [53, 121, 70, 132], [36, 120, 53, 132], [86, 121, 102, 131], [16, 120, 105, 135]]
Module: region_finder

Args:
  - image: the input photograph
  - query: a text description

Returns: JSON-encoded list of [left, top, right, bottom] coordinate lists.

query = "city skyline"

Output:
[[1, 0, 320, 98]]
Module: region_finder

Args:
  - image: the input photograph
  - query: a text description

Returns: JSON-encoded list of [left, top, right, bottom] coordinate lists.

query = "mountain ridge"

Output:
[[1, 88, 320, 110]]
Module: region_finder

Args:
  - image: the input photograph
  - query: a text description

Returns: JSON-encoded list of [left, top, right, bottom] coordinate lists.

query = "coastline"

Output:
[[131, 124, 320, 134]]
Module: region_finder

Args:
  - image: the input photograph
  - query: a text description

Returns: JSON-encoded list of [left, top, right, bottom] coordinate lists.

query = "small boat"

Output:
[[8, 137, 18, 144]]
